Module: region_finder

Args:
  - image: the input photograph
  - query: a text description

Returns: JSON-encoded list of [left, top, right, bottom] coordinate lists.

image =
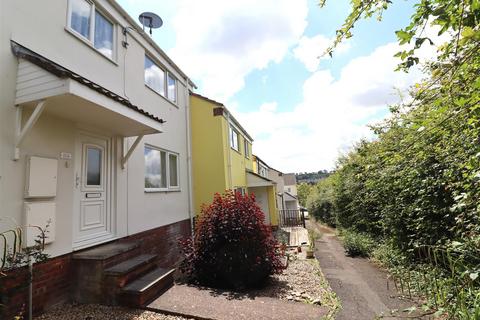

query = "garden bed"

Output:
[[253, 247, 339, 314]]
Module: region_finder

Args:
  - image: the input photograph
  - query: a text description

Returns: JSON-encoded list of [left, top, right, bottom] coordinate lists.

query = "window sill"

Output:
[[230, 147, 242, 155], [145, 84, 179, 109], [65, 27, 118, 66], [145, 188, 181, 193]]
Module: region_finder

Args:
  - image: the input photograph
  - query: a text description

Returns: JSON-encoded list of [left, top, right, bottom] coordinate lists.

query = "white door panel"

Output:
[[73, 132, 114, 248]]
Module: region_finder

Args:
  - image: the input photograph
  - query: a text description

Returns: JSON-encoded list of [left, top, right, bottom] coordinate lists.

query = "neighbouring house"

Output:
[[250, 155, 279, 227], [0, 0, 195, 317], [268, 167, 286, 211], [283, 173, 300, 210], [189, 93, 279, 227]]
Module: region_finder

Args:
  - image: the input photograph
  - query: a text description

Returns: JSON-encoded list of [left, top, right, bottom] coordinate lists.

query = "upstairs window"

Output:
[[145, 56, 165, 96], [259, 163, 268, 178], [229, 126, 239, 151], [145, 55, 177, 104], [244, 140, 250, 158], [167, 73, 177, 103], [68, 0, 114, 59]]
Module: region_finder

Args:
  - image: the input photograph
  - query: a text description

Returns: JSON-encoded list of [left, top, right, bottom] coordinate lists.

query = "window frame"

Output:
[[144, 55, 166, 97], [229, 126, 240, 152], [258, 163, 269, 178], [234, 187, 246, 196], [144, 54, 178, 106], [166, 72, 177, 103], [144, 144, 180, 192], [244, 140, 250, 159], [66, 0, 116, 61]]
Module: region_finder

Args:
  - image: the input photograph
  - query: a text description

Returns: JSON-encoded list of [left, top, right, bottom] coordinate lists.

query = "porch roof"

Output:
[[11, 41, 163, 136], [246, 169, 275, 188], [284, 192, 298, 202]]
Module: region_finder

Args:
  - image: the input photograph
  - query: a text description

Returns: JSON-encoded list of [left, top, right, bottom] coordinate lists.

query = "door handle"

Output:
[[75, 173, 80, 188]]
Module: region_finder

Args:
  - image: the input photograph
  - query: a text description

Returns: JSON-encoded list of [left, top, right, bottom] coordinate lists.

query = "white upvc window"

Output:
[[144, 55, 177, 103], [244, 140, 250, 159], [68, 0, 115, 59], [144, 145, 180, 191], [259, 163, 269, 178], [229, 126, 239, 151], [234, 187, 246, 196], [167, 73, 177, 103]]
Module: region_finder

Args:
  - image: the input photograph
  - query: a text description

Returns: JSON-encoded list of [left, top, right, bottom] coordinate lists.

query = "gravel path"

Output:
[[35, 303, 193, 320], [253, 253, 338, 310]]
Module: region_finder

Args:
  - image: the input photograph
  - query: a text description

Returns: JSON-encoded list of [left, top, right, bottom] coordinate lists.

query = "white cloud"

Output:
[[168, 0, 308, 101], [293, 35, 351, 72], [233, 41, 439, 172]]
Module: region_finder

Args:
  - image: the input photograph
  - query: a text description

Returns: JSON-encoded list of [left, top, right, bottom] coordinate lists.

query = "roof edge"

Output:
[[107, 0, 196, 89], [190, 92, 254, 142]]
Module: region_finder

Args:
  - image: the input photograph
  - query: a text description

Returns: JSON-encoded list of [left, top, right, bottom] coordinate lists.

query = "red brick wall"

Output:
[[0, 218, 191, 318], [128, 219, 192, 268], [0, 254, 72, 319]]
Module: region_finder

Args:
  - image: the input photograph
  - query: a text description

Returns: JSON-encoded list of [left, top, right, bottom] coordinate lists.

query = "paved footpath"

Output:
[[309, 221, 430, 320]]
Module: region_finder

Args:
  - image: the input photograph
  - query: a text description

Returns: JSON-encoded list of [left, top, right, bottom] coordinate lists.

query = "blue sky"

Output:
[[118, 0, 435, 173]]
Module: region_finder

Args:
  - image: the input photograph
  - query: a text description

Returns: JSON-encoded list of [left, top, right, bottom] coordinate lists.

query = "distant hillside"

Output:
[[295, 170, 331, 185]]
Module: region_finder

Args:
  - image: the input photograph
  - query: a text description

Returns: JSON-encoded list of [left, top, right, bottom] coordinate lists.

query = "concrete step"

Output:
[[120, 267, 175, 307], [104, 254, 157, 276], [103, 254, 158, 305], [73, 241, 141, 267]]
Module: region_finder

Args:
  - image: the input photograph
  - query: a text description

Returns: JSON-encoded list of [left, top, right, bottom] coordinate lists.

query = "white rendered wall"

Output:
[[0, 0, 191, 257]]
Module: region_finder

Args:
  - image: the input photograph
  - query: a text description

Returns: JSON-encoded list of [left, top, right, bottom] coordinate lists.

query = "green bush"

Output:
[[371, 242, 407, 269], [307, 177, 337, 227], [341, 230, 376, 257]]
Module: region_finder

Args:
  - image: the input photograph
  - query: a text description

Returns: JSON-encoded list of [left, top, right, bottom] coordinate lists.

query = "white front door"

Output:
[[73, 132, 114, 249]]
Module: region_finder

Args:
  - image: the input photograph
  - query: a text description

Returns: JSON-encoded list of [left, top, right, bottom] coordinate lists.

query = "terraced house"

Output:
[[190, 93, 279, 227], [0, 0, 195, 316]]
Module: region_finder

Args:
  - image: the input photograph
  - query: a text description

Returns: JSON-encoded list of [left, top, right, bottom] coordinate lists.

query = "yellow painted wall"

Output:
[[220, 116, 252, 190], [190, 95, 228, 215], [252, 155, 258, 173]]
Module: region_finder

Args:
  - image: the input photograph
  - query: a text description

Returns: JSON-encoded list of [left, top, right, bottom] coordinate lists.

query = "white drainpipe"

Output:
[[225, 111, 233, 189], [184, 79, 194, 235]]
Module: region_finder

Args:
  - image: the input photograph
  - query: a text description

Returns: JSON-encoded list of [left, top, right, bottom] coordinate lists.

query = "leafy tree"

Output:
[[306, 176, 337, 226], [321, 0, 480, 70], [297, 183, 313, 207]]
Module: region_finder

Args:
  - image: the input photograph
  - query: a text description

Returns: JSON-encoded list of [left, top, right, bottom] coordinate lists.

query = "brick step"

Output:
[[120, 267, 175, 307], [72, 241, 142, 304]]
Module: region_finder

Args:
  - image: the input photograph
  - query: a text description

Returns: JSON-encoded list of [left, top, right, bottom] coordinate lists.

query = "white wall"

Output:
[[285, 200, 298, 211], [249, 187, 270, 225]]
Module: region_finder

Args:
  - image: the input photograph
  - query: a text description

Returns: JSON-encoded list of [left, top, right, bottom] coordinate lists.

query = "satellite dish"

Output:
[[138, 12, 163, 35]]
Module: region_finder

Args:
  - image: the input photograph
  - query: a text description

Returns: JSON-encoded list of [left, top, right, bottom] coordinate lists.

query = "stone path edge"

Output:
[[143, 305, 215, 320]]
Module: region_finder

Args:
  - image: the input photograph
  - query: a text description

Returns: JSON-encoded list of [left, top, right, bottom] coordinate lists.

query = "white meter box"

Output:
[[24, 201, 56, 247], [25, 156, 58, 198]]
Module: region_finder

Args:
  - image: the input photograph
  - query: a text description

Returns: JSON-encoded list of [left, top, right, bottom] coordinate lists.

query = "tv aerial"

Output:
[[138, 12, 163, 35]]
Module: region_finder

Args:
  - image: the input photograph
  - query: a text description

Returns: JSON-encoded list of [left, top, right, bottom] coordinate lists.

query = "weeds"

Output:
[[340, 229, 376, 257], [372, 242, 480, 319]]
